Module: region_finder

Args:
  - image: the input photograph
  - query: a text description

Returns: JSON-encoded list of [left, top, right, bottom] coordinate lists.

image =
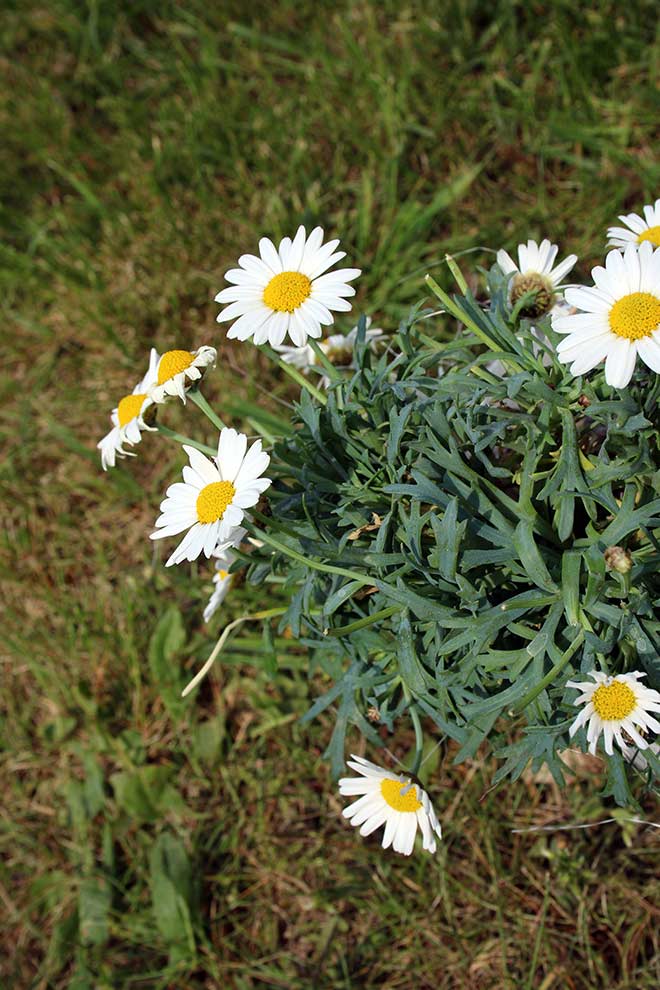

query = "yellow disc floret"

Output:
[[157, 349, 195, 385], [608, 292, 660, 341], [217, 569, 229, 581], [196, 481, 236, 524], [592, 681, 636, 721], [638, 225, 660, 247], [263, 271, 312, 313], [117, 393, 146, 427], [380, 778, 422, 813]]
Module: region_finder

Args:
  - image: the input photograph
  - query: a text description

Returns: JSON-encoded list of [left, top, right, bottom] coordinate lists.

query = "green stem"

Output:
[[516, 628, 585, 711], [251, 527, 374, 586], [325, 605, 401, 637], [156, 423, 216, 456], [425, 274, 501, 352], [181, 607, 286, 697], [188, 390, 226, 431], [263, 346, 327, 405], [403, 684, 424, 777], [309, 339, 339, 379], [425, 274, 524, 374]]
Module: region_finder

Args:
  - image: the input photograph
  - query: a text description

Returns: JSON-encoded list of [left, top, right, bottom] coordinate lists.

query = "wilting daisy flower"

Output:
[[98, 348, 159, 470], [215, 225, 361, 348], [497, 238, 578, 317], [607, 198, 660, 250], [566, 670, 660, 756], [275, 320, 384, 373], [553, 242, 660, 387], [338, 755, 442, 856], [151, 429, 271, 567], [149, 346, 216, 404], [203, 527, 246, 622]]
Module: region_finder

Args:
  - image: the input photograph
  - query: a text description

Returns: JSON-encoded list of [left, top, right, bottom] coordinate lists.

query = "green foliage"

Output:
[[249, 282, 660, 800]]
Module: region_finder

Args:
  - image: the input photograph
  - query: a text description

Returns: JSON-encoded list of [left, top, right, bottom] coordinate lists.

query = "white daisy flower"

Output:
[[150, 429, 271, 567], [149, 346, 217, 404], [338, 755, 442, 856], [566, 670, 660, 756], [98, 348, 159, 470], [552, 242, 660, 388], [497, 238, 578, 317], [203, 527, 247, 623], [275, 320, 384, 375], [215, 225, 361, 348], [607, 198, 660, 250]]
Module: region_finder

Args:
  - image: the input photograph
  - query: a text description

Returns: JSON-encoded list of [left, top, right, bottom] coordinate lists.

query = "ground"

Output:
[[1, 2, 659, 987]]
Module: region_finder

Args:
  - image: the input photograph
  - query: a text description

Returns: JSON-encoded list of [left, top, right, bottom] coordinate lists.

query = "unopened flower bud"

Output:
[[604, 546, 632, 574]]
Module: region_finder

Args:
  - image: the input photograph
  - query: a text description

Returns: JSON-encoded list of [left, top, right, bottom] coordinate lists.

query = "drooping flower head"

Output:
[[566, 670, 660, 756], [338, 755, 442, 856], [149, 346, 217, 404], [97, 348, 159, 470], [497, 238, 577, 317], [215, 225, 361, 348], [552, 242, 660, 387], [203, 526, 247, 623], [607, 198, 660, 250], [151, 429, 271, 567]]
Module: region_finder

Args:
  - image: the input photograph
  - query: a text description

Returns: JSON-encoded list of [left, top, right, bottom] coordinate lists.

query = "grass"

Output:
[[1, 1, 659, 987]]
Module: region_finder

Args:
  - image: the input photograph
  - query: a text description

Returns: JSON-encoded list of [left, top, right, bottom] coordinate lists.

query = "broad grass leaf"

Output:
[[148, 606, 186, 719], [78, 875, 111, 947]]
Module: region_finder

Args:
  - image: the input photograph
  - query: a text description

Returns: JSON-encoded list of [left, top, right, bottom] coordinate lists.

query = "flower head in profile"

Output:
[[150, 429, 270, 567], [203, 527, 246, 623], [552, 242, 660, 387], [607, 198, 660, 250], [566, 670, 660, 756], [497, 238, 577, 317], [98, 348, 159, 470], [274, 320, 383, 375], [215, 225, 361, 348], [149, 346, 216, 404], [338, 755, 442, 856]]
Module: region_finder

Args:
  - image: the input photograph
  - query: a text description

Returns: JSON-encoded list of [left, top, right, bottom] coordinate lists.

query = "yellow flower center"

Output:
[[263, 271, 312, 313], [592, 681, 636, 721], [608, 292, 660, 341], [157, 349, 195, 385], [638, 225, 660, 247], [217, 569, 229, 581], [196, 481, 236, 524], [380, 778, 422, 813], [117, 393, 146, 427]]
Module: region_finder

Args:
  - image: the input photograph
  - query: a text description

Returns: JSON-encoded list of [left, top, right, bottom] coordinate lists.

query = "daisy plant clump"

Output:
[[98, 216, 660, 856]]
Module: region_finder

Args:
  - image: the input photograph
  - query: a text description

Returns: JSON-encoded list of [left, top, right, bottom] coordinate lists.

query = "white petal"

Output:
[[259, 237, 283, 274], [497, 249, 518, 275], [217, 428, 247, 482], [604, 337, 637, 388], [636, 334, 660, 373]]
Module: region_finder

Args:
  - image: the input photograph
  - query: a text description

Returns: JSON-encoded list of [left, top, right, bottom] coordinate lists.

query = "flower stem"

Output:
[[325, 605, 401, 637], [181, 607, 286, 697], [156, 423, 216, 456], [516, 628, 585, 711], [262, 346, 328, 405], [403, 683, 424, 777], [250, 527, 375, 586], [309, 339, 339, 379], [188, 390, 226, 431]]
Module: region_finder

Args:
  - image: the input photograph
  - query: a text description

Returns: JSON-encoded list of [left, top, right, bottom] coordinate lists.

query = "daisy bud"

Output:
[[604, 546, 633, 574]]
